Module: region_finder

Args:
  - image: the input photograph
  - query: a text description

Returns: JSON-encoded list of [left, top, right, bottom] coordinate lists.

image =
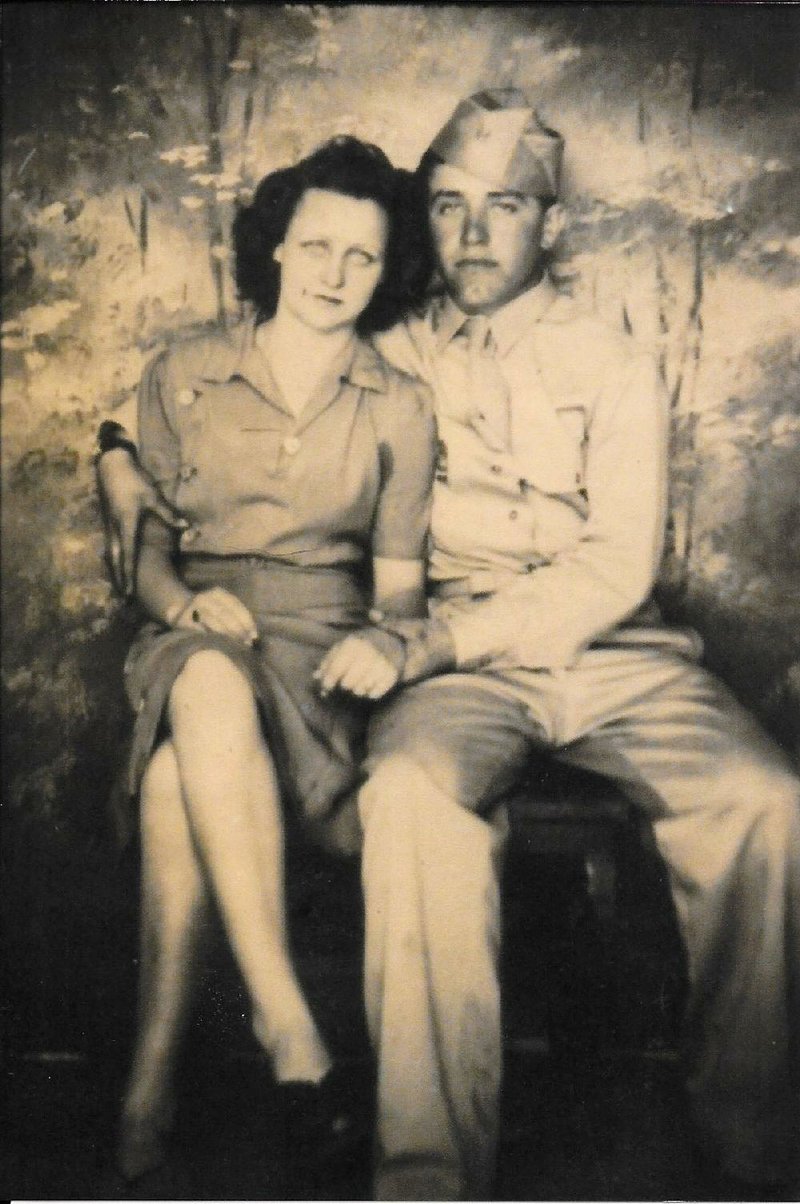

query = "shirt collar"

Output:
[[433, 276, 562, 357]]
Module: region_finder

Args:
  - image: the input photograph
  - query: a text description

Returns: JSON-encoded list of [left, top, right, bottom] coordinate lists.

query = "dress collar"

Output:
[[197, 317, 389, 397]]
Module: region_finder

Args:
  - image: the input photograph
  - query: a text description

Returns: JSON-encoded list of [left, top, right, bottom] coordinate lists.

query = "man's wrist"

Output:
[[398, 616, 457, 684], [163, 593, 196, 627], [355, 625, 407, 674], [94, 420, 139, 466]]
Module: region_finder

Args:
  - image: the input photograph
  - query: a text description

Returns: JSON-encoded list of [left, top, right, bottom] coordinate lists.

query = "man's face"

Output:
[[428, 162, 548, 315]]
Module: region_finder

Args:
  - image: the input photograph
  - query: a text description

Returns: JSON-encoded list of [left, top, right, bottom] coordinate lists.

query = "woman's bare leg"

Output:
[[119, 739, 208, 1179], [167, 649, 331, 1084]]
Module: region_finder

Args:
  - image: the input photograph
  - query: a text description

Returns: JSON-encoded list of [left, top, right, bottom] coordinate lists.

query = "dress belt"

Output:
[[180, 553, 366, 613]]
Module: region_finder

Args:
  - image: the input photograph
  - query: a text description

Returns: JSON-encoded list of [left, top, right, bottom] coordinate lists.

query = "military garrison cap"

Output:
[[427, 87, 564, 200]]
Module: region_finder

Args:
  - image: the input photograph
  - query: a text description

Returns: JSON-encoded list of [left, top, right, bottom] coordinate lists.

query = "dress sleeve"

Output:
[[369, 374, 436, 561], [137, 349, 181, 500]]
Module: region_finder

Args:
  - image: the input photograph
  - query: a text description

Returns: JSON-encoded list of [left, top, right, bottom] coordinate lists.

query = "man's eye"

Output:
[[493, 200, 520, 214], [432, 200, 461, 217]]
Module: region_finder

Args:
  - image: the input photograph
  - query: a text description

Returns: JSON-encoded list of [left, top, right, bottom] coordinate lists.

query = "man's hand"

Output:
[[314, 628, 406, 700], [176, 587, 258, 645], [96, 448, 188, 598], [381, 615, 457, 684]]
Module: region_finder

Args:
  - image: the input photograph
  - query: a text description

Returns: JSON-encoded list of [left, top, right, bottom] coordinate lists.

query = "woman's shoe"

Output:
[[279, 1063, 371, 1190], [116, 1105, 173, 1181]]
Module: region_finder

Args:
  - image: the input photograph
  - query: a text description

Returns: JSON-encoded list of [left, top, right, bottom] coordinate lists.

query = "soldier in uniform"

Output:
[[98, 92, 800, 1201]]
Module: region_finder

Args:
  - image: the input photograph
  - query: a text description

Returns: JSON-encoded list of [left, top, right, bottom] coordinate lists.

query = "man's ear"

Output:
[[273, 243, 284, 264], [541, 202, 566, 252]]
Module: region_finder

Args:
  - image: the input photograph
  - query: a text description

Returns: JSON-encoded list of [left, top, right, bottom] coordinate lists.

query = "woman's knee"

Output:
[[169, 649, 257, 729]]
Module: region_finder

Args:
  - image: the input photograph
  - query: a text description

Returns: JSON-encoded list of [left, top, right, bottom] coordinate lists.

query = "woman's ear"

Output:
[[541, 202, 566, 252], [273, 243, 284, 264]]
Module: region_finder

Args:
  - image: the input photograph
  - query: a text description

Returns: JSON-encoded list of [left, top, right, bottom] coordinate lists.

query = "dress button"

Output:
[[509, 510, 518, 520], [176, 388, 197, 407], [283, 435, 301, 455], [490, 464, 502, 475]]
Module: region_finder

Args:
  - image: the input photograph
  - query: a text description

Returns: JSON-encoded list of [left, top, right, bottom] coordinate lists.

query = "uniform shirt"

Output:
[[137, 319, 435, 567], [376, 278, 668, 671]]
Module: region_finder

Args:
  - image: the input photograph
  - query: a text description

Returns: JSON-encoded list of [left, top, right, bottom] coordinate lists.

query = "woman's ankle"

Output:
[[254, 1013, 331, 1084]]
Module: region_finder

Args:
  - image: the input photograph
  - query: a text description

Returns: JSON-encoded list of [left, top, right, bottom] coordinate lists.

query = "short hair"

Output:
[[413, 148, 559, 289], [232, 136, 434, 334]]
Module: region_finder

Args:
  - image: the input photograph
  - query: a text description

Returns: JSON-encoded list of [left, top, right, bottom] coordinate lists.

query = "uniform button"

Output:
[[177, 388, 197, 407], [490, 464, 502, 475], [283, 435, 301, 455], [178, 464, 197, 482], [509, 510, 518, 520], [525, 562, 536, 573]]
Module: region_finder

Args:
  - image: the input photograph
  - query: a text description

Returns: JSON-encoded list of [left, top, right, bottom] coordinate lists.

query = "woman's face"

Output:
[[273, 188, 387, 333]]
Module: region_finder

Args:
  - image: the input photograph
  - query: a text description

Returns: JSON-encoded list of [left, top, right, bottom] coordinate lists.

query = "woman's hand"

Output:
[[314, 628, 405, 700], [174, 587, 259, 646]]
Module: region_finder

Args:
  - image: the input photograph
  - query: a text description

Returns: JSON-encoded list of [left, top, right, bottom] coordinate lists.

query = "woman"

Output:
[[117, 136, 435, 1180]]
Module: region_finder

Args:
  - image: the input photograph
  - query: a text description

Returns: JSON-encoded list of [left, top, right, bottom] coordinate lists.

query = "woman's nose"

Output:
[[320, 253, 346, 289]]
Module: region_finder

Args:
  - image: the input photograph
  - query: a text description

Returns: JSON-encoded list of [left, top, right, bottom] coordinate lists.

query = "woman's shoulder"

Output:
[[144, 322, 247, 392], [358, 337, 434, 426]]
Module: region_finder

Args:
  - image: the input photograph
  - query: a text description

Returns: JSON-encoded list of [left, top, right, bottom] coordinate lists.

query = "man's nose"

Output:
[[321, 252, 346, 289], [462, 207, 489, 246]]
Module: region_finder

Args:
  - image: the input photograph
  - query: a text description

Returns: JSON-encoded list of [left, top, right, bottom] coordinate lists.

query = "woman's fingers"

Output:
[[190, 588, 258, 644]]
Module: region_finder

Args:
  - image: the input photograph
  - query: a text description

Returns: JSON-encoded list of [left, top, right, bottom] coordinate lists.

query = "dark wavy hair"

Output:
[[232, 136, 434, 334]]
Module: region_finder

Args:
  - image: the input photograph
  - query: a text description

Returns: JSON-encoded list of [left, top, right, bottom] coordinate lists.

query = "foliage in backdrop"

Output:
[[2, 2, 799, 1048]]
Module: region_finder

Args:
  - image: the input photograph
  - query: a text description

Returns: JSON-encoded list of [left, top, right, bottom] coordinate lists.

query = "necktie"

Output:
[[462, 316, 511, 452]]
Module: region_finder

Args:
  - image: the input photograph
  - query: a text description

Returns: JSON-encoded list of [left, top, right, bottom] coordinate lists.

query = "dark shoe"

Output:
[[116, 1113, 170, 1181], [279, 1063, 371, 1194], [691, 1143, 797, 1201]]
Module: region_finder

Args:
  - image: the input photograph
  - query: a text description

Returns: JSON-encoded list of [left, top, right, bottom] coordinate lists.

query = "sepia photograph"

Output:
[[2, 3, 799, 1200]]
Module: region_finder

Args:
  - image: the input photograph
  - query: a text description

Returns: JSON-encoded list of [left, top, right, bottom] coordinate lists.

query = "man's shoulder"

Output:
[[538, 291, 653, 376]]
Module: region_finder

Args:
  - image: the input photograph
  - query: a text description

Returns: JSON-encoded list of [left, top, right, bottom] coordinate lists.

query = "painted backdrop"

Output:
[[2, 3, 799, 1056]]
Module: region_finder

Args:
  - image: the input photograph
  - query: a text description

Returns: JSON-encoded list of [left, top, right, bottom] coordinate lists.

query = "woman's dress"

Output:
[[123, 319, 435, 854]]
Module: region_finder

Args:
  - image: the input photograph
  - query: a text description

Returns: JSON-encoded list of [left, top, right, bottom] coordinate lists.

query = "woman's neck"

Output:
[[258, 309, 356, 416]]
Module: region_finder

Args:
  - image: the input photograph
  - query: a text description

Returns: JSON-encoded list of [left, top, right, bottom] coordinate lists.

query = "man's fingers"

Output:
[[146, 495, 190, 531]]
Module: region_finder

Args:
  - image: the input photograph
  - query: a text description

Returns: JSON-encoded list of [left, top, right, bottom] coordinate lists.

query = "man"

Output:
[[97, 90, 800, 1201]]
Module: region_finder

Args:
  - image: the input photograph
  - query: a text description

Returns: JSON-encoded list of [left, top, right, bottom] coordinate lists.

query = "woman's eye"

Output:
[[301, 241, 328, 257], [350, 249, 378, 267]]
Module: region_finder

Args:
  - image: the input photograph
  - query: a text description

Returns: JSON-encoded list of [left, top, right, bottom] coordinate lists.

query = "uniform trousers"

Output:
[[357, 629, 800, 1200]]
